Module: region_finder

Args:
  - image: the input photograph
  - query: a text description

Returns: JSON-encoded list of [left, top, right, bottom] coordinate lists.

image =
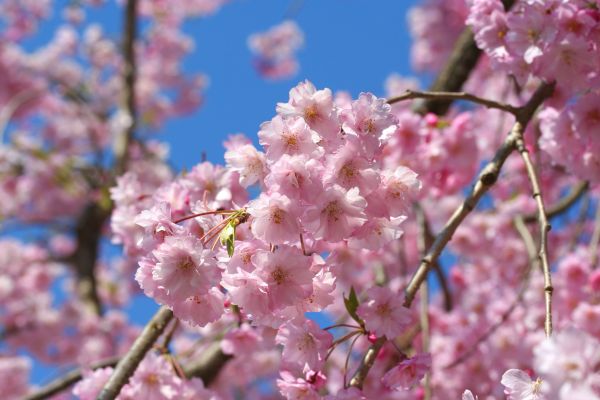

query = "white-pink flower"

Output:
[[276, 80, 341, 146], [501, 369, 546, 400], [170, 287, 225, 327], [150, 235, 220, 302], [382, 353, 431, 390], [254, 246, 314, 309], [303, 185, 367, 242], [248, 192, 300, 244], [258, 115, 319, 160], [356, 286, 412, 339], [276, 319, 333, 370], [224, 143, 267, 188]]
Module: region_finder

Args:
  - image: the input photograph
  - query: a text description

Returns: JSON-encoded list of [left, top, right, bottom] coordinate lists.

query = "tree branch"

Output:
[[514, 125, 553, 338], [403, 82, 554, 309], [23, 357, 120, 400], [444, 215, 535, 369], [348, 337, 385, 389], [589, 202, 600, 268], [416, 205, 453, 311], [71, 203, 108, 316], [523, 181, 589, 223], [416, 206, 432, 399], [412, 0, 516, 115], [0, 89, 39, 143], [97, 306, 173, 400], [182, 342, 232, 385], [388, 90, 518, 115], [113, 0, 138, 176], [26, 335, 232, 400]]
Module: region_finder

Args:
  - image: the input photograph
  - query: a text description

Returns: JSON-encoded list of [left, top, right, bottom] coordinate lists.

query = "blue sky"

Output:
[[19, 0, 430, 386], [166, 0, 421, 169]]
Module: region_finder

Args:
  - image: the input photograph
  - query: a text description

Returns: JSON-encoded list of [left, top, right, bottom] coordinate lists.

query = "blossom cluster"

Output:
[[110, 80, 423, 397], [248, 20, 304, 80]]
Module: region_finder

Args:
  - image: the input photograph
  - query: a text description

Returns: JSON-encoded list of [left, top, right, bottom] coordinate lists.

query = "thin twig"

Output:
[[445, 215, 535, 369], [403, 82, 554, 309], [523, 181, 589, 223], [514, 127, 553, 338], [173, 210, 234, 224], [420, 281, 431, 399], [348, 337, 385, 389], [387, 90, 518, 115], [161, 318, 179, 352], [589, 203, 600, 268], [182, 342, 232, 386], [27, 339, 231, 400], [113, 0, 138, 176], [343, 333, 362, 388], [22, 356, 120, 400], [416, 207, 432, 400], [97, 306, 173, 400], [567, 193, 590, 252], [404, 124, 520, 307], [0, 89, 39, 143], [411, 0, 516, 115], [299, 233, 307, 256], [416, 205, 453, 311]]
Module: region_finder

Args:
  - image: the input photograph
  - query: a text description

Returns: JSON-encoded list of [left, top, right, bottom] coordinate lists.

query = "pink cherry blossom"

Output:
[[170, 287, 225, 327], [258, 115, 319, 160], [501, 369, 546, 400], [276, 80, 341, 145], [253, 246, 314, 309], [72, 367, 114, 400], [248, 20, 304, 80], [149, 234, 220, 303], [248, 192, 300, 245], [342, 92, 397, 157], [382, 353, 432, 391], [276, 319, 333, 370], [357, 286, 412, 339], [303, 185, 367, 242], [224, 143, 267, 188], [277, 371, 321, 400]]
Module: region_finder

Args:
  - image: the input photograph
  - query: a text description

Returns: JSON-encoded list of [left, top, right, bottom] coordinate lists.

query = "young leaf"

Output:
[[220, 223, 236, 257], [343, 286, 364, 326]]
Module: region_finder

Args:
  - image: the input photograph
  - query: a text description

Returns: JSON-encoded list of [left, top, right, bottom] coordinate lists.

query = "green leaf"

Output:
[[343, 286, 364, 326], [226, 235, 235, 257], [220, 223, 236, 257]]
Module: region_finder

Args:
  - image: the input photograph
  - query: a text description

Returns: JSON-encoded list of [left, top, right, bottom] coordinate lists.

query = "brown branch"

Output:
[[182, 342, 232, 385], [523, 181, 589, 223], [23, 357, 120, 400], [416, 205, 453, 311], [404, 125, 520, 307], [348, 337, 385, 389], [514, 125, 553, 338], [113, 0, 138, 176], [388, 90, 518, 115], [415, 206, 432, 399], [72, 204, 109, 316], [26, 338, 231, 400], [445, 215, 535, 369], [97, 306, 173, 400], [160, 318, 179, 352], [67, 0, 142, 318], [0, 89, 39, 143], [412, 0, 516, 115], [589, 202, 600, 268], [403, 82, 554, 309]]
